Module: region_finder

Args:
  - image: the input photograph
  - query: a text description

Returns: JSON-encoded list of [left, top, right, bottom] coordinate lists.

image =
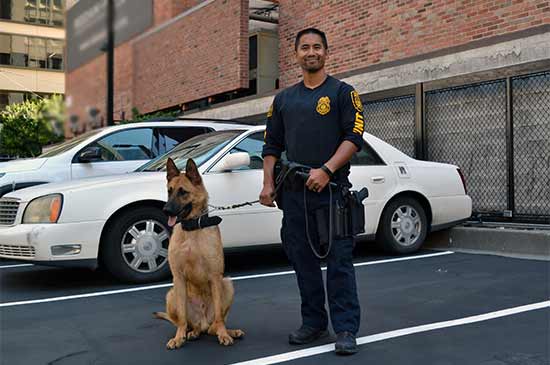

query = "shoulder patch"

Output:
[[316, 96, 331, 116], [267, 104, 273, 118], [351, 90, 363, 112]]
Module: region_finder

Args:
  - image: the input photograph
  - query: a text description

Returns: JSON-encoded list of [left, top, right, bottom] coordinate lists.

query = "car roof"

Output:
[[94, 119, 253, 132]]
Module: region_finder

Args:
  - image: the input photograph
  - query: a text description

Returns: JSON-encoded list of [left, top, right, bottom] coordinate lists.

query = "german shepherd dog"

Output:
[[154, 158, 244, 349]]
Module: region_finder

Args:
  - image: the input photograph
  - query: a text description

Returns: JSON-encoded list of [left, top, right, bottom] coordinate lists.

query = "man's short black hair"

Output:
[[294, 28, 328, 50]]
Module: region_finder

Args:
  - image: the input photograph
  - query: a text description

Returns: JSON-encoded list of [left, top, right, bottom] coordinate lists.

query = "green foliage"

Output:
[[117, 107, 179, 124], [0, 94, 65, 158]]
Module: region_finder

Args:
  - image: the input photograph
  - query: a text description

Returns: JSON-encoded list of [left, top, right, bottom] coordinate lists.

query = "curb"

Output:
[[424, 226, 550, 261]]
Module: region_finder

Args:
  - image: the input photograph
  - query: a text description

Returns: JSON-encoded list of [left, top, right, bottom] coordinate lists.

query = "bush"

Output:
[[0, 95, 65, 158]]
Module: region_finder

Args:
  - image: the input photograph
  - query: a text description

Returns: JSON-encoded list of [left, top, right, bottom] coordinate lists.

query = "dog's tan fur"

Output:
[[154, 158, 244, 349]]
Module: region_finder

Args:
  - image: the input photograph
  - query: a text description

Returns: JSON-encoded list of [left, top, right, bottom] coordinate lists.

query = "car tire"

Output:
[[376, 197, 427, 254], [101, 206, 171, 283]]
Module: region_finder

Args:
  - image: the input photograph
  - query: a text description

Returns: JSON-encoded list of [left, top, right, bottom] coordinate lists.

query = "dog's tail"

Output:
[[153, 311, 175, 325]]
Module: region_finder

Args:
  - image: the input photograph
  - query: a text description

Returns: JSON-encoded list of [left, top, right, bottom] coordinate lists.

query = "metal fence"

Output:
[[363, 71, 550, 224], [425, 80, 508, 215], [512, 72, 550, 219], [363, 95, 416, 158]]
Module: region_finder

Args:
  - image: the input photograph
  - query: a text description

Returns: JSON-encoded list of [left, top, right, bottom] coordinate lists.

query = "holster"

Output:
[[320, 186, 369, 240]]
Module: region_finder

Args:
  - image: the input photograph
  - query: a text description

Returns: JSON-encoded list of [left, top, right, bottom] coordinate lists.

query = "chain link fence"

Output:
[[361, 71, 549, 224], [425, 80, 508, 215], [363, 95, 416, 158], [512, 71, 550, 219]]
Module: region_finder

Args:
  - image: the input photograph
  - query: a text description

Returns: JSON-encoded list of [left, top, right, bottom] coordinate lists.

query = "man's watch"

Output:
[[321, 164, 334, 179]]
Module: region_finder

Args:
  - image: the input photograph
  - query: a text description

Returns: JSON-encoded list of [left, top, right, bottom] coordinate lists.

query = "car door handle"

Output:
[[371, 176, 385, 183]]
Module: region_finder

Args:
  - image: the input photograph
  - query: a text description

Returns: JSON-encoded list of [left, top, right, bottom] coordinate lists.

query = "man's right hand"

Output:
[[259, 183, 276, 207]]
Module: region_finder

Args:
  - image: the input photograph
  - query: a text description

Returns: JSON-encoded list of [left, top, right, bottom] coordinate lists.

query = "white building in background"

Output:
[[0, 0, 66, 110]]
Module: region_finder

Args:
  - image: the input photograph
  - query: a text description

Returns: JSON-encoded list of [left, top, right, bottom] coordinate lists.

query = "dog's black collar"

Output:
[[176, 213, 222, 231]]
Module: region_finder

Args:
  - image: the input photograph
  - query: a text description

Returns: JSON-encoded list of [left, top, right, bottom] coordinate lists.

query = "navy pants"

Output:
[[281, 187, 361, 335]]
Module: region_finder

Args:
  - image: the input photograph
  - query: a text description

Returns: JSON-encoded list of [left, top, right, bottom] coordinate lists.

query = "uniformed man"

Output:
[[260, 28, 364, 355]]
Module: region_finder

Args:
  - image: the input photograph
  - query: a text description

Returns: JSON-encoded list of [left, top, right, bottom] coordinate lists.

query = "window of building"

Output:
[[0, 0, 65, 27], [0, 91, 50, 110], [0, 33, 63, 70]]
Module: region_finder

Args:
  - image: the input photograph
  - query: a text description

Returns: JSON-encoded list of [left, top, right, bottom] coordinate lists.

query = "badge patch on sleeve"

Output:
[[316, 96, 331, 115], [267, 104, 273, 118], [351, 90, 363, 112], [353, 112, 364, 134]]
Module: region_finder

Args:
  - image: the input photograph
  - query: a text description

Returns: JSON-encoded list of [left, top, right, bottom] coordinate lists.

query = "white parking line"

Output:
[[229, 300, 550, 365], [0, 251, 454, 308], [0, 264, 34, 269]]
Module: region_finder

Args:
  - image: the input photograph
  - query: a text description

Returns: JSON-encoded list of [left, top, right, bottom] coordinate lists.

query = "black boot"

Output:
[[335, 332, 358, 355], [288, 325, 328, 345]]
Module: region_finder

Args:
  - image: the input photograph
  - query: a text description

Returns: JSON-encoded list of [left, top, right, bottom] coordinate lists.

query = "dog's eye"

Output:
[[178, 188, 188, 196], [168, 188, 173, 195]]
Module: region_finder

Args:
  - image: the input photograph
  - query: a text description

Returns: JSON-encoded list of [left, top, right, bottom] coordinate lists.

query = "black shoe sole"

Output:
[[335, 347, 359, 355], [288, 330, 328, 345]]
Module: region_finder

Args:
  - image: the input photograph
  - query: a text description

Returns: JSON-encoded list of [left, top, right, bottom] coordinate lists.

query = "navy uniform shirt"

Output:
[[262, 75, 365, 182]]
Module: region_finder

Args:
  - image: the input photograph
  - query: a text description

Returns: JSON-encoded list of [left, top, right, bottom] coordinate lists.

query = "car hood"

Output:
[[0, 158, 48, 173], [3, 172, 164, 201]]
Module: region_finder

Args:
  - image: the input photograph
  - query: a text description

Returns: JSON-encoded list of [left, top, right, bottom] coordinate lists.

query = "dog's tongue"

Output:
[[168, 216, 177, 227]]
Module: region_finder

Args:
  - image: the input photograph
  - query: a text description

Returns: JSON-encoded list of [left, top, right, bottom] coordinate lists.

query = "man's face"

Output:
[[295, 33, 328, 73]]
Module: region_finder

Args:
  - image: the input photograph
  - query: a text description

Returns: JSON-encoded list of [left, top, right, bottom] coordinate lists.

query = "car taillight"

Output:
[[457, 168, 467, 194]]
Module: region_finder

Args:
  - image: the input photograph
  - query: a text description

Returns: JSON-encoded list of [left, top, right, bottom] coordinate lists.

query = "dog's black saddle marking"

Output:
[[177, 214, 222, 231]]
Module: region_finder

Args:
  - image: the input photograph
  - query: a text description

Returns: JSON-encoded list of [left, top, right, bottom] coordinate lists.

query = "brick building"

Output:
[[65, 0, 549, 223]]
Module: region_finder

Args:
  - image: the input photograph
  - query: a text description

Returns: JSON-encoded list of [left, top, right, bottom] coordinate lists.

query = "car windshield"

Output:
[[136, 130, 243, 172], [40, 129, 104, 157]]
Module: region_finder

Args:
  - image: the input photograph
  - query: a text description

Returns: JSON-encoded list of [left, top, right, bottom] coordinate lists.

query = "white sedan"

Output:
[[0, 119, 241, 197], [0, 126, 471, 283]]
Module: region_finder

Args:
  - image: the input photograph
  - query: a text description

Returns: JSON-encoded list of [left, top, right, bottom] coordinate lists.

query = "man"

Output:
[[260, 28, 365, 355]]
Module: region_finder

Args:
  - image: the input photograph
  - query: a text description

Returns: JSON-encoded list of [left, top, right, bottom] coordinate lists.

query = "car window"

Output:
[[351, 140, 386, 166], [157, 127, 211, 154], [87, 128, 154, 161], [228, 132, 265, 170], [40, 129, 104, 157], [137, 130, 243, 172]]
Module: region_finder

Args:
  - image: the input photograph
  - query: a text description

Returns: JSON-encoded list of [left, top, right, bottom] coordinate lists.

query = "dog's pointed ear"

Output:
[[185, 158, 202, 185], [166, 158, 180, 181]]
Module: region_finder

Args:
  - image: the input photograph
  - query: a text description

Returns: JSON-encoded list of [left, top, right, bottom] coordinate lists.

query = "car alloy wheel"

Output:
[[120, 219, 169, 273], [390, 205, 422, 247], [377, 197, 427, 254]]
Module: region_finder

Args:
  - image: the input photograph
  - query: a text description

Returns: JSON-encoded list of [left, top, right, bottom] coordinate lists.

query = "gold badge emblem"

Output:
[[316, 96, 331, 115], [267, 104, 273, 118], [351, 90, 363, 112]]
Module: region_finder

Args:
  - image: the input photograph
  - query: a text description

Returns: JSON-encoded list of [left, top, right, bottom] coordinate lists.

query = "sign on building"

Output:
[[66, 0, 152, 71]]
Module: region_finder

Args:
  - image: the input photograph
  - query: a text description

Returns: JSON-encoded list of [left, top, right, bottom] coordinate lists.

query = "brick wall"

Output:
[[154, 0, 204, 25], [66, 0, 249, 127], [133, 0, 249, 114], [66, 41, 134, 131], [278, 0, 550, 87]]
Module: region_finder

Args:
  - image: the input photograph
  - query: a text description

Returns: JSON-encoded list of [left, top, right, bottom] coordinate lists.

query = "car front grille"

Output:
[[0, 198, 20, 226], [0, 244, 36, 258]]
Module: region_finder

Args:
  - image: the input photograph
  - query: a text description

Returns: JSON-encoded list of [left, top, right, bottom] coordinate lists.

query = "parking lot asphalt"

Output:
[[1, 245, 549, 365]]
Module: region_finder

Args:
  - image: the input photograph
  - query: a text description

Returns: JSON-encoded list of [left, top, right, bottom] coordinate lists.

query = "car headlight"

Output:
[[23, 194, 63, 224], [0, 173, 5, 179]]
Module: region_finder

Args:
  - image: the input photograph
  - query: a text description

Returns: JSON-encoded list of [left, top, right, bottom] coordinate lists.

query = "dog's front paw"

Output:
[[228, 329, 245, 339], [166, 336, 186, 350], [218, 332, 234, 346], [186, 329, 201, 341]]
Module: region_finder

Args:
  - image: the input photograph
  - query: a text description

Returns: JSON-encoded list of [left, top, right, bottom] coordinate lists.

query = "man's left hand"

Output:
[[306, 168, 330, 193]]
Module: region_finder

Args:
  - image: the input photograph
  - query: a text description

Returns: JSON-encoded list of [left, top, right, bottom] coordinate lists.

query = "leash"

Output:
[[207, 163, 297, 213]]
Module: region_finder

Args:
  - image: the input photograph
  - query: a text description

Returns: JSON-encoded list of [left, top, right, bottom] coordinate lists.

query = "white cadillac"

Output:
[[0, 126, 471, 283]]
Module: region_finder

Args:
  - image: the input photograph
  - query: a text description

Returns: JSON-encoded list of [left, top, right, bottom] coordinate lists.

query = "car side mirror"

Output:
[[78, 146, 102, 163], [210, 152, 250, 172]]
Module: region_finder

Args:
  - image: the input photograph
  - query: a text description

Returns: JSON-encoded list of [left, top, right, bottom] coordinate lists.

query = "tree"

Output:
[[0, 94, 65, 158]]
